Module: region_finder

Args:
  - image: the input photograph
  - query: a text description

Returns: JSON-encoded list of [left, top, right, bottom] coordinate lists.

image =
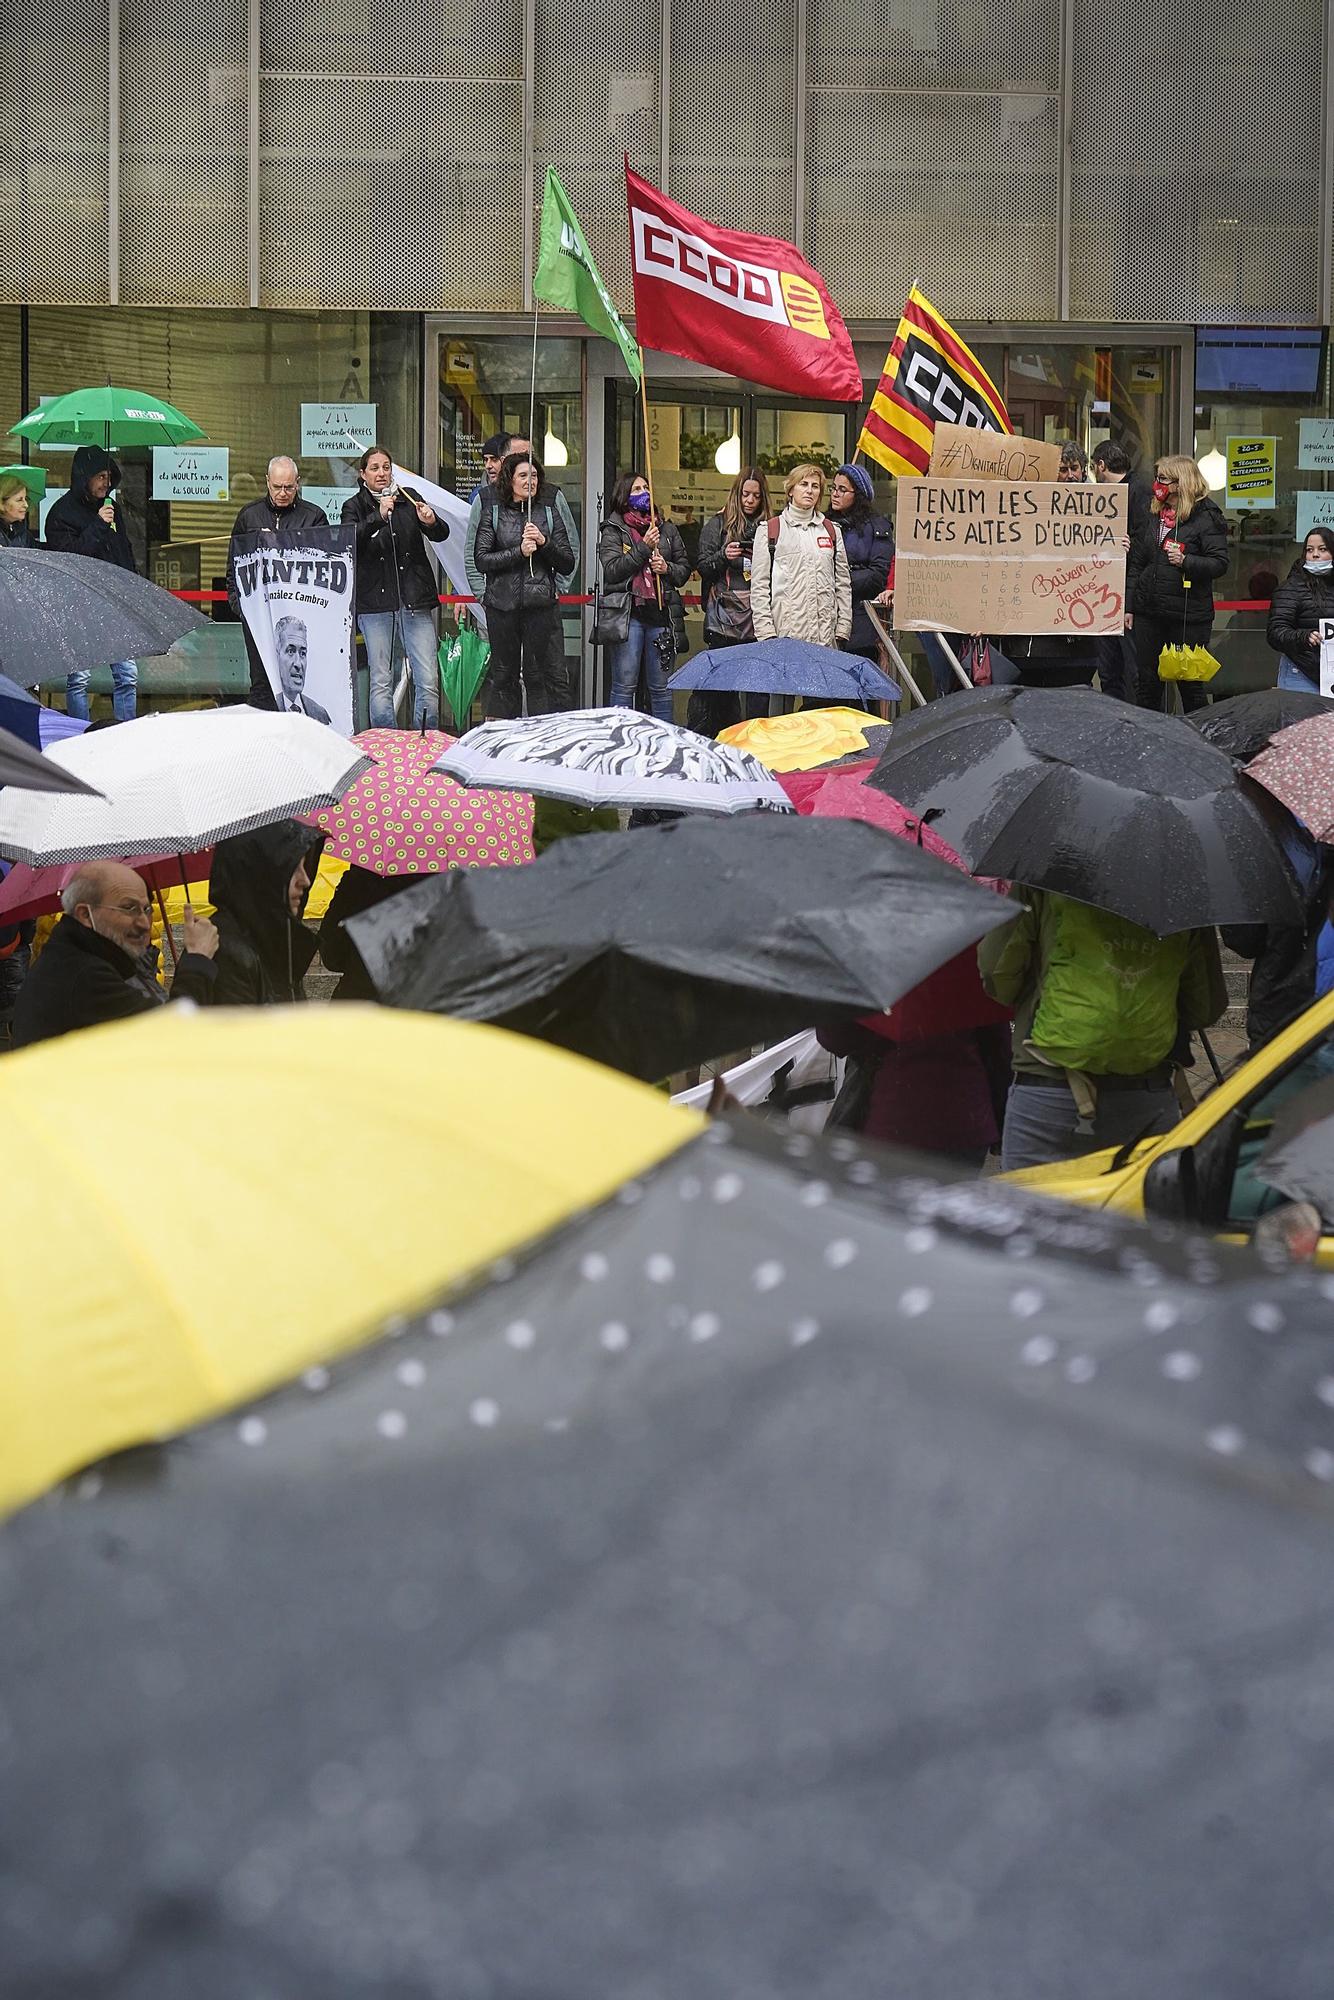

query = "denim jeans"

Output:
[[1000, 1079, 1178, 1172], [1278, 653, 1320, 693], [608, 616, 674, 723], [359, 609, 439, 729], [66, 660, 137, 722]]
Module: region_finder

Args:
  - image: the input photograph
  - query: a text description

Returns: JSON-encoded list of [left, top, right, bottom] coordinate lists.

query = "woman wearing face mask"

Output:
[[1124, 454, 1229, 712], [751, 463, 852, 650], [826, 463, 894, 662], [688, 465, 771, 737], [597, 472, 690, 722], [0, 475, 36, 547], [1267, 527, 1334, 693]]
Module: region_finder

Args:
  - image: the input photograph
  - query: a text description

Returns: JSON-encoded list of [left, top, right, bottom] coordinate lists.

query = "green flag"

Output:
[[534, 169, 642, 382]]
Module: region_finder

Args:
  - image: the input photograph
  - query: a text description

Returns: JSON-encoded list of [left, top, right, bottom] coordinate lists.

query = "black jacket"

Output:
[[697, 509, 762, 619], [1126, 496, 1229, 626], [832, 507, 895, 654], [10, 913, 215, 1048], [318, 866, 416, 1002], [1267, 558, 1334, 665], [597, 511, 690, 632], [1222, 856, 1334, 1050], [476, 494, 575, 614], [44, 446, 138, 573], [341, 485, 450, 615], [0, 516, 34, 548], [208, 819, 322, 1005], [226, 493, 329, 613]]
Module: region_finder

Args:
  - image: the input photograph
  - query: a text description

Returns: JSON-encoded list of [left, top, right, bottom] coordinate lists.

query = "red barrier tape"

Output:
[[169, 590, 1273, 614]]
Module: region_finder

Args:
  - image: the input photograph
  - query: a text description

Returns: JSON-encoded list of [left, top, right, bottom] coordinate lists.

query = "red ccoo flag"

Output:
[[626, 165, 863, 405]]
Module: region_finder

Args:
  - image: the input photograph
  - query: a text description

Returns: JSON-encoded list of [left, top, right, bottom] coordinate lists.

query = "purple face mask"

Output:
[[625, 492, 651, 516]]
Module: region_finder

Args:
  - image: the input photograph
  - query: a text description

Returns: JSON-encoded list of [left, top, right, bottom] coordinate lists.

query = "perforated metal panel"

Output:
[[1070, 0, 1322, 323], [668, 0, 797, 241], [534, 0, 661, 312], [259, 0, 524, 310], [0, 0, 112, 304], [120, 0, 247, 304], [807, 91, 1061, 320]]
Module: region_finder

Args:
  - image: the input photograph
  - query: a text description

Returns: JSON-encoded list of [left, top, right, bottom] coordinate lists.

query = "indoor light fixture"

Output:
[[714, 430, 741, 476]]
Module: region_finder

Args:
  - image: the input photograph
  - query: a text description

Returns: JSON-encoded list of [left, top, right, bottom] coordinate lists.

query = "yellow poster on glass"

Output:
[[1225, 435, 1277, 509]]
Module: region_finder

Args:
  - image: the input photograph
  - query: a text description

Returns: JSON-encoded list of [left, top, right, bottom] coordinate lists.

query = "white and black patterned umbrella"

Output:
[[0, 706, 372, 864], [435, 708, 794, 814]]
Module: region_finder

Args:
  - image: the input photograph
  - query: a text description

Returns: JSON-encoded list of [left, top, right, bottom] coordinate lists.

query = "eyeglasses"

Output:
[[270, 482, 299, 493], [103, 899, 153, 920]]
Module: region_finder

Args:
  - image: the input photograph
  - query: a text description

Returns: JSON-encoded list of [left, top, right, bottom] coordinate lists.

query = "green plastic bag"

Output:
[[439, 620, 491, 732]]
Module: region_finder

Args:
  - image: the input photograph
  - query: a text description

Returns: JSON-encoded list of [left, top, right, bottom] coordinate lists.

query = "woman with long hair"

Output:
[[474, 450, 575, 718], [1125, 453, 1229, 712], [750, 463, 851, 650], [597, 471, 690, 722], [688, 465, 771, 737], [1267, 524, 1334, 694]]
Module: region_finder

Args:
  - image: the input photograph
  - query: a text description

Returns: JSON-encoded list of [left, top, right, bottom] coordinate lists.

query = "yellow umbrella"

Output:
[[717, 706, 885, 773], [0, 1006, 700, 1516]]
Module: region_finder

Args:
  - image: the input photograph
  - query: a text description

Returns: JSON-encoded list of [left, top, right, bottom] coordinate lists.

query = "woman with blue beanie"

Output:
[[828, 463, 895, 662]]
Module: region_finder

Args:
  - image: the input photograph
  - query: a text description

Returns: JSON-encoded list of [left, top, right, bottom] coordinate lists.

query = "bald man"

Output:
[[11, 861, 219, 1049]]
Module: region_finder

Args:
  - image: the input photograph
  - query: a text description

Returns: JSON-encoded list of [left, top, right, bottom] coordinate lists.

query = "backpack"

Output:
[[1030, 901, 1190, 1076]]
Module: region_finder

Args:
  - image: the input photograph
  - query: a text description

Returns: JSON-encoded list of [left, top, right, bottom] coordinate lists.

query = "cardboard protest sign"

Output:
[[928, 425, 1063, 482], [232, 524, 356, 734], [893, 479, 1129, 637]]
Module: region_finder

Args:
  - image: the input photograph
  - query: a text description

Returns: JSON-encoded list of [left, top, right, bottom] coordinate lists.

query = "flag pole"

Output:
[[525, 294, 540, 574], [636, 345, 662, 608]]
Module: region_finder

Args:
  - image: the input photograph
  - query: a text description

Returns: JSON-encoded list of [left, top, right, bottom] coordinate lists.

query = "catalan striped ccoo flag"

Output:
[[857, 287, 1011, 476]]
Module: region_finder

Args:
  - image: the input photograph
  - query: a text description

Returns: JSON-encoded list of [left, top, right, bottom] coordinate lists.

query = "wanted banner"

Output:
[[233, 524, 356, 734]]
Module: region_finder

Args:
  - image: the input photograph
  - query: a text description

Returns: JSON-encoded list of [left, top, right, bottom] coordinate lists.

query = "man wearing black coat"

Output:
[[11, 861, 218, 1049], [227, 456, 329, 711], [45, 444, 141, 723]]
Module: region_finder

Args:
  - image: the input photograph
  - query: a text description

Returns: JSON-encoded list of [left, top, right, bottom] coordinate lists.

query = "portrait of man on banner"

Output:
[[232, 523, 357, 735]]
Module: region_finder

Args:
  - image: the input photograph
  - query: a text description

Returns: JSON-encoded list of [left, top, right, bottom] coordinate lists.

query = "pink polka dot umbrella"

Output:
[[302, 729, 534, 878]]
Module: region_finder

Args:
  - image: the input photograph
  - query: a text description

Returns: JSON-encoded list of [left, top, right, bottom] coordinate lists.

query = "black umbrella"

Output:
[[6, 1118, 1334, 1998], [347, 813, 1020, 1078], [0, 721, 103, 795], [869, 683, 1303, 933], [1191, 686, 1334, 762], [0, 545, 206, 681]]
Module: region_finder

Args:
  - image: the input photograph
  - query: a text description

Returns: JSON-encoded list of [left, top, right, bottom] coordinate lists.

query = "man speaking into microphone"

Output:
[[342, 443, 450, 730]]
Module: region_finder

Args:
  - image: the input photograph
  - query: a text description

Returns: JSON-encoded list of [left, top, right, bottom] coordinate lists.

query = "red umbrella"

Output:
[[302, 729, 534, 877], [785, 763, 1011, 1042], [1245, 714, 1334, 842], [0, 849, 213, 927]]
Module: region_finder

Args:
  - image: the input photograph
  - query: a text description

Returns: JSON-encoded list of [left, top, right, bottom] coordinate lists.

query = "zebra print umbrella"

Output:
[[434, 708, 794, 815]]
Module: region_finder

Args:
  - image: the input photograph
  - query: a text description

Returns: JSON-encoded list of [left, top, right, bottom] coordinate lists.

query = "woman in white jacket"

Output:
[[750, 463, 852, 648]]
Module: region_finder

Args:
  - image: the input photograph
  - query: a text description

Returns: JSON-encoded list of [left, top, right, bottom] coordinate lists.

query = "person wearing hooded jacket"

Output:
[[44, 444, 139, 722], [1267, 526, 1334, 694], [1125, 454, 1229, 714], [206, 820, 323, 1005], [827, 463, 894, 662]]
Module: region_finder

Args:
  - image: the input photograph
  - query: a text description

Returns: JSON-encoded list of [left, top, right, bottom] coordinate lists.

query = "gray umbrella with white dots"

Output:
[[4, 1119, 1334, 1998]]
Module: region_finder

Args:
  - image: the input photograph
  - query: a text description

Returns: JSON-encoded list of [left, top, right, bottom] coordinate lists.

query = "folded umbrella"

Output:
[[718, 704, 892, 772], [0, 546, 207, 682], [348, 812, 1020, 1079], [1245, 713, 1334, 844], [869, 683, 1303, 934], [0, 723, 103, 797], [6, 1116, 1334, 1997], [1191, 687, 1334, 763], [437, 708, 793, 816], [0, 706, 371, 865], [303, 727, 533, 876], [674, 636, 900, 704]]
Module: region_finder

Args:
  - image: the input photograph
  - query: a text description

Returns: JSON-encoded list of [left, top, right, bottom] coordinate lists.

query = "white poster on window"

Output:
[[232, 525, 356, 734], [1296, 492, 1334, 543], [301, 484, 359, 526], [300, 403, 377, 457], [1299, 420, 1334, 472], [1320, 618, 1334, 698], [153, 446, 230, 501]]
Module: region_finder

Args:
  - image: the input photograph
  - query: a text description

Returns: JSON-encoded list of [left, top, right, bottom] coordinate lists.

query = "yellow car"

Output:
[[1003, 990, 1334, 1265]]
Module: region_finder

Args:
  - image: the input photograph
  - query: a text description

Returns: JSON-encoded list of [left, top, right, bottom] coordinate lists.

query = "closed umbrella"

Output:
[[302, 728, 533, 876], [0, 546, 206, 682], [10, 384, 205, 449], [347, 812, 1020, 1079], [869, 683, 1302, 933], [1191, 687, 1334, 762], [4, 1116, 1334, 1996], [674, 636, 900, 704], [0, 706, 371, 865], [436, 708, 792, 815], [0, 724, 102, 797]]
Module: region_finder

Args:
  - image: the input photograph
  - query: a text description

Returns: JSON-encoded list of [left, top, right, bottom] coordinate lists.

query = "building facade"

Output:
[[3, 0, 1328, 684]]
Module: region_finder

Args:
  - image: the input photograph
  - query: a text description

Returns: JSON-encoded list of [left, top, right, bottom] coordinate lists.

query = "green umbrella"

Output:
[[11, 386, 205, 450], [0, 464, 47, 501], [438, 620, 491, 732]]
